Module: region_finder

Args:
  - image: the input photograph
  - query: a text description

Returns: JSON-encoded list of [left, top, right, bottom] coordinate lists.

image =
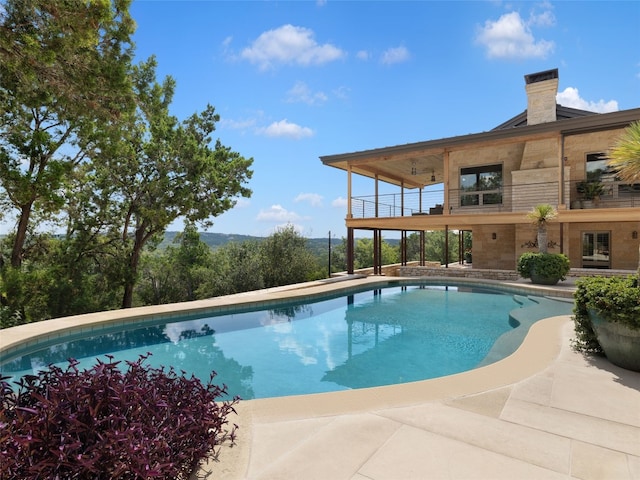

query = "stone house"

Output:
[[320, 69, 640, 274]]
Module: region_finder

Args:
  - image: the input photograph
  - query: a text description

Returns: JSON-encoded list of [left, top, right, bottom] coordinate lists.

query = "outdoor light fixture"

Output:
[[431, 170, 436, 182], [411, 161, 417, 176], [633, 231, 638, 239], [492, 232, 497, 240]]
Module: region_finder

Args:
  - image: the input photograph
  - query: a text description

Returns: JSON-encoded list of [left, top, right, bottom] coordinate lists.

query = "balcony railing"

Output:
[[350, 189, 445, 218], [350, 180, 640, 219]]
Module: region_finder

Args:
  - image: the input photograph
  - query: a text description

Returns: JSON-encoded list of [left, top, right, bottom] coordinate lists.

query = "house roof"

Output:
[[492, 105, 597, 130], [320, 107, 640, 190]]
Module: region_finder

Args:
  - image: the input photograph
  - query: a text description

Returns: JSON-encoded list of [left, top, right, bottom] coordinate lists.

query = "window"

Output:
[[460, 164, 502, 206], [582, 231, 610, 269], [586, 152, 608, 181]]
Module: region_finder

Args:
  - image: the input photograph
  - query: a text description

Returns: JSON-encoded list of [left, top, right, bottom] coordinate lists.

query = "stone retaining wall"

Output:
[[397, 266, 519, 281], [396, 265, 634, 280]]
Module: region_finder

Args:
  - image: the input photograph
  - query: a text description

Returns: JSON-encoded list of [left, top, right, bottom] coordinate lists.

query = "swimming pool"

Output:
[[0, 282, 574, 399]]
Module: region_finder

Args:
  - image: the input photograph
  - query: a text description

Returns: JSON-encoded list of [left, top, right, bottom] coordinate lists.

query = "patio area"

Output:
[[203, 310, 640, 479]]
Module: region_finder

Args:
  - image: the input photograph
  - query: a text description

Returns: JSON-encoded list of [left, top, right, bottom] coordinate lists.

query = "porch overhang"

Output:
[[319, 108, 640, 190]]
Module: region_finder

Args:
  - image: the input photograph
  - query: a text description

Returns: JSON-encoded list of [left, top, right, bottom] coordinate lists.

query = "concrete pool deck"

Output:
[[204, 316, 640, 480], [1, 275, 638, 479], [194, 277, 640, 480]]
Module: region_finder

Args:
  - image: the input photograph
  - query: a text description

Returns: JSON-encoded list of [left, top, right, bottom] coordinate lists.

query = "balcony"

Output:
[[350, 180, 640, 219]]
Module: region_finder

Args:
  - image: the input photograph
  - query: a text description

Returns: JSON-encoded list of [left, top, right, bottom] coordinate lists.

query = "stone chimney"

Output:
[[524, 68, 558, 125]]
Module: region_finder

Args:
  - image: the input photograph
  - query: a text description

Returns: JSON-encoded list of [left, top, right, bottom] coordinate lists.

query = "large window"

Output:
[[587, 151, 640, 200], [460, 164, 502, 206]]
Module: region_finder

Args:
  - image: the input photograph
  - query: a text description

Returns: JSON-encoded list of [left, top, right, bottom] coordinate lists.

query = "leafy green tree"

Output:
[[136, 251, 182, 306], [0, 0, 135, 269], [84, 58, 253, 308], [207, 241, 264, 296], [424, 230, 459, 265], [405, 232, 422, 262], [353, 237, 399, 269], [171, 223, 214, 301], [329, 237, 347, 273], [260, 225, 316, 288]]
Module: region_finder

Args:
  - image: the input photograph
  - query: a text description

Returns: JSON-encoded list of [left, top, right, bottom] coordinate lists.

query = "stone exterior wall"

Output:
[[396, 265, 633, 280], [470, 224, 516, 270], [397, 266, 519, 281]]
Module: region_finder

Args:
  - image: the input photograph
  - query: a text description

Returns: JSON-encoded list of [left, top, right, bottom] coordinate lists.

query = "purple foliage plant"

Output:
[[1, 354, 239, 479]]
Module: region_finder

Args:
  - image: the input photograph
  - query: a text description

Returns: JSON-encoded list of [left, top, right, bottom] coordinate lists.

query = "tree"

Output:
[[260, 225, 316, 288], [526, 204, 557, 254], [353, 237, 399, 269], [424, 230, 459, 265], [86, 58, 253, 308], [0, 0, 135, 268], [171, 223, 213, 302], [404, 232, 422, 262], [209, 241, 264, 296]]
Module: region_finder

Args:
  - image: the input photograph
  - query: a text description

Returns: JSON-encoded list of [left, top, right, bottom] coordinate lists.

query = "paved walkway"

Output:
[[202, 318, 640, 480]]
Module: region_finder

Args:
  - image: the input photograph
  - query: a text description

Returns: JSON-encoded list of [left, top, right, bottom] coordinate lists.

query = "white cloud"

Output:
[[476, 11, 554, 59], [258, 119, 314, 139], [556, 87, 619, 113], [241, 24, 345, 70], [333, 86, 350, 100], [219, 117, 257, 131], [286, 81, 328, 105], [380, 46, 410, 65], [257, 205, 302, 222], [356, 50, 370, 61], [295, 193, 323, 207], [332, 197, 348, 208]]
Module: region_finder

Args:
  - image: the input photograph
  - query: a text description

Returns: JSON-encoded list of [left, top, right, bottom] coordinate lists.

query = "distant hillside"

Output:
[[160, 232, 399, 254]]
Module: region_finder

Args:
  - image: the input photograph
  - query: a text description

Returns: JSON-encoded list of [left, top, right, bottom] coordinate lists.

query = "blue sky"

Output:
[[3, 1, 639, 239]]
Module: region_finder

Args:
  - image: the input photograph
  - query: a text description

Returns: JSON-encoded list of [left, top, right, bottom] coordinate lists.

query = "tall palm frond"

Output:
[[608, 120, 640, 184]]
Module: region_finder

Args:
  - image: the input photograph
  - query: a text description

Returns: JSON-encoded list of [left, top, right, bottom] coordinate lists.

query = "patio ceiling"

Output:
[[322, 147, 447, 189]]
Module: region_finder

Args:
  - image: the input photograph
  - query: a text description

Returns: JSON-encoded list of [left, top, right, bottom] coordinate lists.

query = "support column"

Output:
[[347, 227, 354, 274], [445, 225, 449, 268], [401, 231, 407, 265], [373, 229, 380, 275]]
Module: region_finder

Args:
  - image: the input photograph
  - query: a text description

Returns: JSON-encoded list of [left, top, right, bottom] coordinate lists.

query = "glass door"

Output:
[[581, 231, 610, 268]]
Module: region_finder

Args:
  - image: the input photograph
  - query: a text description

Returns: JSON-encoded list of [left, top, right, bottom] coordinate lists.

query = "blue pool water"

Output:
[[0, 284, 574, 399]]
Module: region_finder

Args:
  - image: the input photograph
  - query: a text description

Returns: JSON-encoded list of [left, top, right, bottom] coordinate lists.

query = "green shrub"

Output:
[[517, 252, 570, 280], [572, 276, 640, 353]]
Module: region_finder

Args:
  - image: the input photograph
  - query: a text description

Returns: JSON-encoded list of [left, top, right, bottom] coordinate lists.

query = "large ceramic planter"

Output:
[[530, 273, 560, 285], [589, 310, 640, 372]]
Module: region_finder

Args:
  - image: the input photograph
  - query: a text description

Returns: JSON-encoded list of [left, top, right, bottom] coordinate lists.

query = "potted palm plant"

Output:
[[576, 180, 605, 207], [517, 204, 569, 285], [573, 120, 640, 371]]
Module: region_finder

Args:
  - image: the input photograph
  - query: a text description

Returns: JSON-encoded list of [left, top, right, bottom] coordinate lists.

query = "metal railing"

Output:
[[350, 189, 445, 219], [350, 180, 639, 219]]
